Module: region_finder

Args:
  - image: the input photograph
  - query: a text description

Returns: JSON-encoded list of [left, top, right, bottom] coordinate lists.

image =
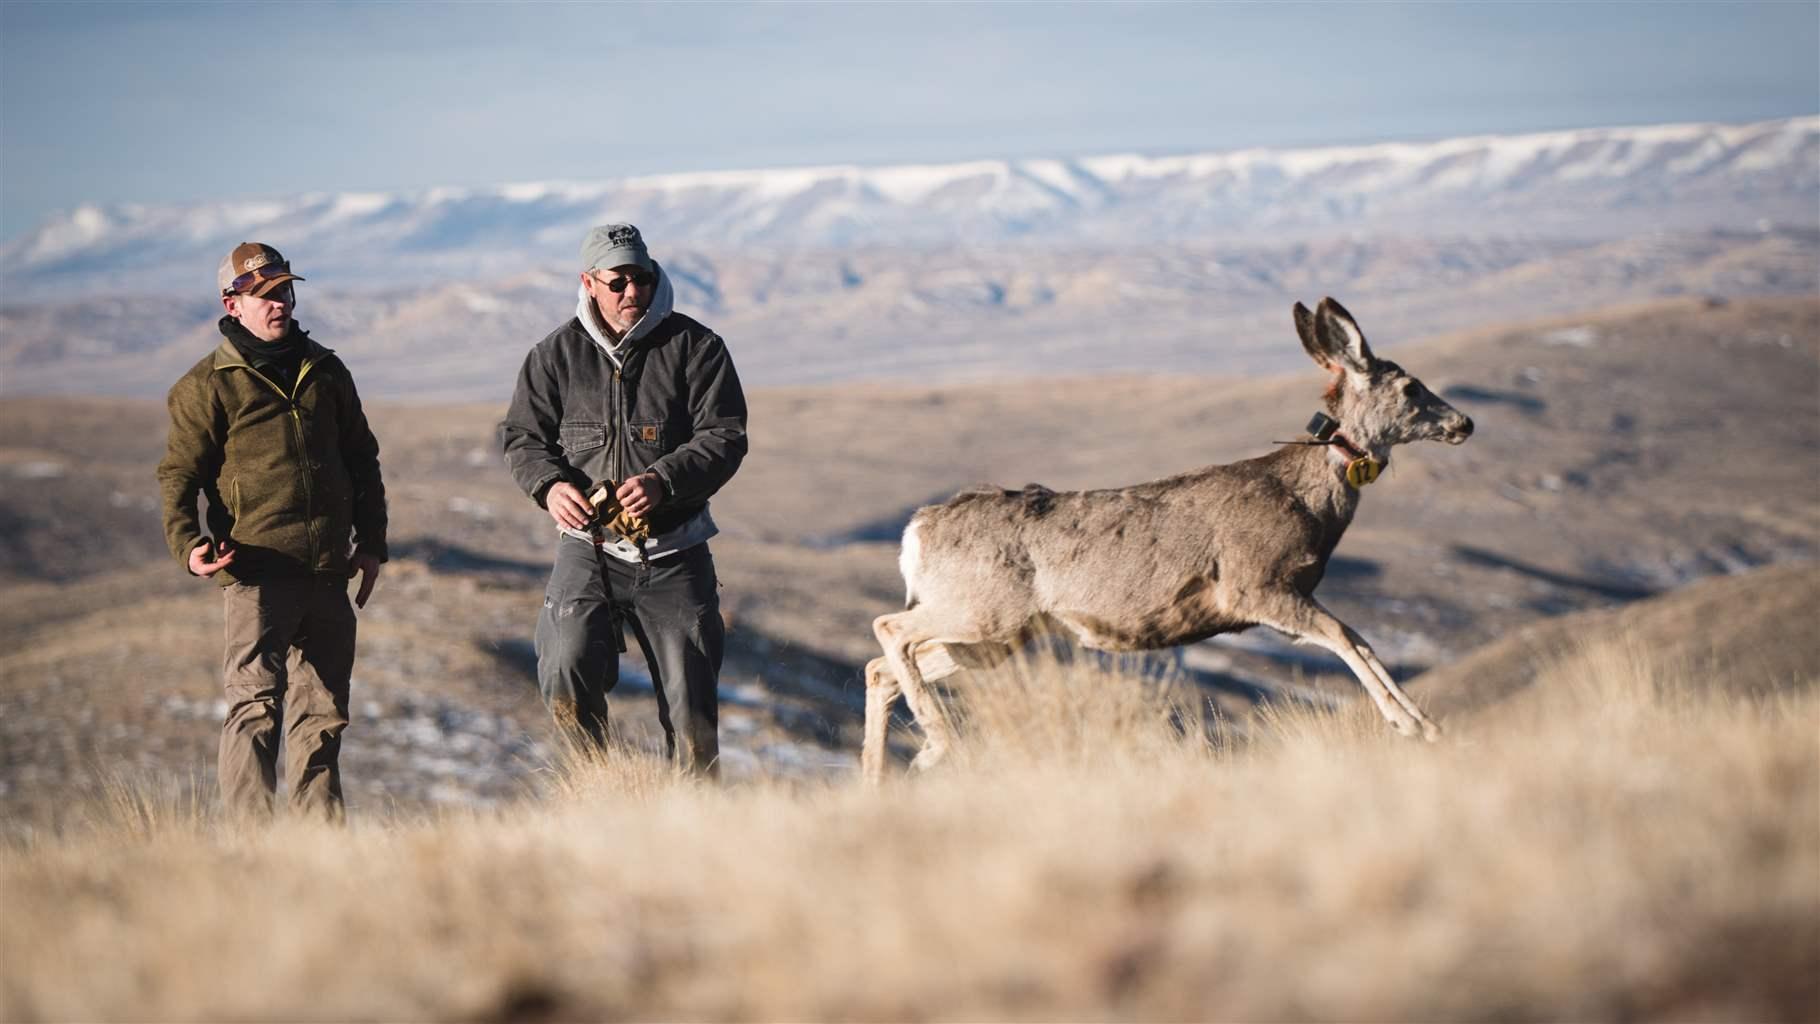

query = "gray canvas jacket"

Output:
[[498, 263, 747, 542]]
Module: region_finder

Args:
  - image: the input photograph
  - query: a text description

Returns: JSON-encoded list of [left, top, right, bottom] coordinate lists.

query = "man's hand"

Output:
[[545, 481, 596, 531], [349, 550, 383, 609], [615, 473, 664, 518], [187, 538, 235, 577]]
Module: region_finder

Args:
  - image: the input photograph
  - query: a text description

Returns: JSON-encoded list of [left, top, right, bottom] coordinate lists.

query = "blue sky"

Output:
[[2, 1, 1815, 241]]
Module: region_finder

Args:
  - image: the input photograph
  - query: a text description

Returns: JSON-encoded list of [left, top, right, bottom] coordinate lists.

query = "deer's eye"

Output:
[[1401, 380, 1421, 398]]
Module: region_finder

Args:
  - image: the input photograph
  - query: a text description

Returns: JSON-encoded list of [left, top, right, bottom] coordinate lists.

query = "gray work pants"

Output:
[[534, 534, 724, 775], [219, 574, 356, 822]]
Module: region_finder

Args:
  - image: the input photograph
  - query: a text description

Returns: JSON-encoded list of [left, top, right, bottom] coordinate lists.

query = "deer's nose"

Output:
[[1454, 415, 1474, 439]]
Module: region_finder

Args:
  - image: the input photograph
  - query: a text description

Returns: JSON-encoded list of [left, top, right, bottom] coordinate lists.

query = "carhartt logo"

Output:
[[641, 426, 658, 442], [241, 253, 271, 272]]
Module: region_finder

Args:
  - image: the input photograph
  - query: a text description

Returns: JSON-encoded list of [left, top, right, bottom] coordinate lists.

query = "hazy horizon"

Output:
[[3, 1, 1816, 244]]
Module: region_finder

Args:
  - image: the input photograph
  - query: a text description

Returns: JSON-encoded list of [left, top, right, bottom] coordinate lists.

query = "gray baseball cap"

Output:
[[581, 223, 652, 273]]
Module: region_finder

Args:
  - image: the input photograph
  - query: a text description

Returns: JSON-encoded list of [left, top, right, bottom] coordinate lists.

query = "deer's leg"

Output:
[[861, 656, 900, 785], [904, 643, 980, 771], [862, 640, 989, 781], [1355, 642, 1442, 739], [873, 612, 958, 772], [1253, 593, 1439, 741]]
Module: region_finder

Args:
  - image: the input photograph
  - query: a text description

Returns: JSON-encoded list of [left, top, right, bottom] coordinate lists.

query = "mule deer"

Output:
[[862, 298, 1474, 782]]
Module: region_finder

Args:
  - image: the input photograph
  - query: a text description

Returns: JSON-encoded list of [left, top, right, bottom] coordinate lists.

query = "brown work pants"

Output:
[[219, 574, 357, 822]]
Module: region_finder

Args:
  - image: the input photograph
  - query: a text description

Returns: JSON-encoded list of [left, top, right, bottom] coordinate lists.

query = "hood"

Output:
[[576, 260, 675, 366]]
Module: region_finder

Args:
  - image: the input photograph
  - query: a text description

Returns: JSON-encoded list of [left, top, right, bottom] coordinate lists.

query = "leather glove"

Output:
[[586, 480, 652, 544]]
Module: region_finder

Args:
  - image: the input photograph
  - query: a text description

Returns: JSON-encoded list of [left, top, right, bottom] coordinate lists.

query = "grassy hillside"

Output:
[[2, 624, 1814, 1021], [2, 294, 1816, 1019]]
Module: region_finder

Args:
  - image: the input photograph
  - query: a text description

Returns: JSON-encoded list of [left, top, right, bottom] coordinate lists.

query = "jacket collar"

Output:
[[576, 260, 675, 366], [211, 331, 333, 371]]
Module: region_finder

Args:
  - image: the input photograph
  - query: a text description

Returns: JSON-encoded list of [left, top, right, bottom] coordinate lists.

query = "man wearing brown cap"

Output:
[[156, 243, 388, 822], [500, 224, 747, 775]]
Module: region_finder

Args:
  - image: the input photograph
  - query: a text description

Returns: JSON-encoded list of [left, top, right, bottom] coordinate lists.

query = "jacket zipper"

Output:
[[611, 368, 624, 485], [218, 357, 321, 567], [611, 362, 650, 564], [289, 360, 320, 563]]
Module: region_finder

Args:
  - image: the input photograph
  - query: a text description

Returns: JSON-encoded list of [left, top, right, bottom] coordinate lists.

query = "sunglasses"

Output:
[[224, 263, 294, 297], [593, 269, 656, 293]]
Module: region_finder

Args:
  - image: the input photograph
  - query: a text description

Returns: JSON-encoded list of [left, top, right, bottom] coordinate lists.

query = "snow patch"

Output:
[[458, 289, 508, 314], [3, 116, 1814, 301], [1541, 326, 1599, 347]]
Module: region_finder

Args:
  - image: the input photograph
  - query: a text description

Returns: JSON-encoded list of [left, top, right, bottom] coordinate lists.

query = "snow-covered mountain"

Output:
[[4, 117, 1814, 301]]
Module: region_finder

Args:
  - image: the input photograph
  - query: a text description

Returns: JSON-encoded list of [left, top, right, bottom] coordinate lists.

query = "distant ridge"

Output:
[[3, 117, 1815, 300]]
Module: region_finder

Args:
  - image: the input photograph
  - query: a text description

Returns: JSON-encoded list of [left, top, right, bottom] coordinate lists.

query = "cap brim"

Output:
[[588, 250, 652, 273], [246, 273, 303, 297]]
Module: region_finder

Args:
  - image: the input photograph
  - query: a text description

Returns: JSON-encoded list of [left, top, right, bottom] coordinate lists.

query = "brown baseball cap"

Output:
[[217, 242, 305, 297]]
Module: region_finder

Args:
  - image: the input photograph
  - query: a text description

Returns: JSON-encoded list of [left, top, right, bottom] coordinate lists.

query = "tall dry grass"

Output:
[[3, 634, 1815, 1022]]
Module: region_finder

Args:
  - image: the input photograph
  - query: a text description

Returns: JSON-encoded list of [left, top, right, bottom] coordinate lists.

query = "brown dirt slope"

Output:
[[1421, 562, 1820, 720], [1, 295, 1815, 819]]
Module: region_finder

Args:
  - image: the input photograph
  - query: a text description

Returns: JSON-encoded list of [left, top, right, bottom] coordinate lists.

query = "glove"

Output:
[[586, 480, 652, 544]]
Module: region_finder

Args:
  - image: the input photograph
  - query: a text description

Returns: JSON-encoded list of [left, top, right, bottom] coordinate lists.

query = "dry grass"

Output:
[[3, 634, 1816, 1022]]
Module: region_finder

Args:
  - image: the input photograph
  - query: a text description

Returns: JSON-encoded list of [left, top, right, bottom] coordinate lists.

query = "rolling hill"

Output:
[[1, 295, 1814, 826]]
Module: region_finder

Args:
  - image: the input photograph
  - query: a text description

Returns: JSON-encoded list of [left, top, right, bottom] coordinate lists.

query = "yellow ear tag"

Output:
[[1346, 457, 1383, 488]]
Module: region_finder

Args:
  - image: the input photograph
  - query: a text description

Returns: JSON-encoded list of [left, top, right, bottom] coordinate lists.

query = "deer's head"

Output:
[[1293, 298, 1473, 458]]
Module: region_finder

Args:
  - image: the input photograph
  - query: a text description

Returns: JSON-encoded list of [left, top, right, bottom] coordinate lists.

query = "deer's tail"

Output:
[[899, 519, 923, 609]]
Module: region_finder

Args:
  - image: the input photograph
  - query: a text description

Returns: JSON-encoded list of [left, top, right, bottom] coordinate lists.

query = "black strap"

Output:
[[590, 539, 629, 654]]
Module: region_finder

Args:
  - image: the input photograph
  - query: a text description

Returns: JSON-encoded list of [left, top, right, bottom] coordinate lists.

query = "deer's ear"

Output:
[[1293, 301, 1332, 369], [1316, 297, 1375, 372]]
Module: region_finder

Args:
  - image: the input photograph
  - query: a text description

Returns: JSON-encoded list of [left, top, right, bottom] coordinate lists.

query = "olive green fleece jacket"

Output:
[[157, 331, 388, 586]]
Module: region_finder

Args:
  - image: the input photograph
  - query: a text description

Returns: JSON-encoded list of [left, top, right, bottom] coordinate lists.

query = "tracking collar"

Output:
[[1305, 412, 1384, 488]]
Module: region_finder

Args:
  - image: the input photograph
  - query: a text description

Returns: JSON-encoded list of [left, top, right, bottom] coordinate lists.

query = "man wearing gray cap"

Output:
[[157, 242, 388, 821], [500, 224, 747, 775]]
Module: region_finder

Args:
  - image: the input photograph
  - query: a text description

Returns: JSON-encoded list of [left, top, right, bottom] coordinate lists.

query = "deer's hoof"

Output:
[[910, 745, 950, 774], [1420, 720, 1444, 742]]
